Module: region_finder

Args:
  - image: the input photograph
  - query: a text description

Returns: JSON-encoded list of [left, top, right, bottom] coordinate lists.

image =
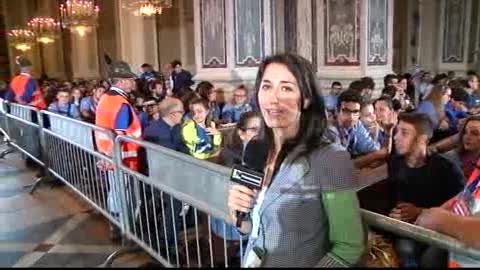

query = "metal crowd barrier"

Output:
[[361, 209, 480, 260], [39, 110, 122, 230], [0, 101, 44, 166], [113, 135, 244, 267]]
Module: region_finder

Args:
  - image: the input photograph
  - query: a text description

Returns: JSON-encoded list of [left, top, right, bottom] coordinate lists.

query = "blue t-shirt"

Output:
[[80, 96, 97, 114], [416, 100, 439, 128], [221, 103, 252, 123], [324, 94, 339, 112], [47, 102, 81, 120], [445, 101, 469, 132]]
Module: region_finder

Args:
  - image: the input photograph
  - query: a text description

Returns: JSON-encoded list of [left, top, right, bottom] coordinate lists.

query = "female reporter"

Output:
[[227, 53, 365, 267]]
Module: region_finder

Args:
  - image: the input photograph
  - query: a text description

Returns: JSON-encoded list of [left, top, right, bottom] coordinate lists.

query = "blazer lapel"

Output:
[[259, 158, 308, 214]]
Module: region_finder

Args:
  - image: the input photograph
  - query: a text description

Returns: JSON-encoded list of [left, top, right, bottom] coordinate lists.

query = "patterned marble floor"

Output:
[[0, 146, 156, 268]]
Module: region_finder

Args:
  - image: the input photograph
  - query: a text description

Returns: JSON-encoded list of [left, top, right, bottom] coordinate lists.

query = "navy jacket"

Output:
[[172, 70, 194, 93]]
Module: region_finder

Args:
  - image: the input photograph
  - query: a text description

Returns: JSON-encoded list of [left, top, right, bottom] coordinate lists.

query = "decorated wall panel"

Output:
[[200, 0, 227, 68], [368, 0, 388, 65], [324, 0, 360, 66], [234, 0, 264, 67], [442, 0, 466, 63]]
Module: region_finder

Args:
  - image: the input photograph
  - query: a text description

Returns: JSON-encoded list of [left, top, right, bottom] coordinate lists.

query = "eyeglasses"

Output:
[[234, 94, 247, 98], [340, 108, 361, 115]]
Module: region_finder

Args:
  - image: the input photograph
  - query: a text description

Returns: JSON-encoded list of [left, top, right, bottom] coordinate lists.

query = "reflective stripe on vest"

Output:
[[122, 151, 138, 159]]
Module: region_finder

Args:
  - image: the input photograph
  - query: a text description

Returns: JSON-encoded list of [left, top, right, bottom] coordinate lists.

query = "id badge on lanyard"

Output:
[[243, 247, 266, 268]]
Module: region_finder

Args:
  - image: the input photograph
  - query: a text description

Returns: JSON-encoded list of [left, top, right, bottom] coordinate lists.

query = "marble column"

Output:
[[316, 0, 394, 95], [70, 30, 100, 79], [37, 0, 66, 79], [193, 0, 272, 97], [117, 0, 159, 75]]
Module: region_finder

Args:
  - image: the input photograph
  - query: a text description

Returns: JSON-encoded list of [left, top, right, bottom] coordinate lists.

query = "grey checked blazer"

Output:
[[243, 143, 365, 267]]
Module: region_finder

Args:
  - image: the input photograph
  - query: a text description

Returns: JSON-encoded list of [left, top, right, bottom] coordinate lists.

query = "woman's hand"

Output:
[[228, 184, 258, 220]]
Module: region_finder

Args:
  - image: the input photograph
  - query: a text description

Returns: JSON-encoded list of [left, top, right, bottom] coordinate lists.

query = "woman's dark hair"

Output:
[[254, 53, 328, 173], [458, 115, 480, 154], [196, 81, 215, 100]]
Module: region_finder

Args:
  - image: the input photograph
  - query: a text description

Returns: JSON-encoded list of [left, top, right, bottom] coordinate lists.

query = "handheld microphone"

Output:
[[229, 139, 268, 227]]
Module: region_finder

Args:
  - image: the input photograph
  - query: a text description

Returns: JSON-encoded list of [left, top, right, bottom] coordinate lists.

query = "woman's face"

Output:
[[238, 117, 262, 144], [463, 120, 480, 152], [258, 63, 302, 130], [191, 103, 209, 125]]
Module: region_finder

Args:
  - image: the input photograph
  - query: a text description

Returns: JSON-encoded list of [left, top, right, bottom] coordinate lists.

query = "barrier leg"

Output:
[[23, 174, 55, 194], [98, 241, 143, 268], [0, 147, 15, 159]]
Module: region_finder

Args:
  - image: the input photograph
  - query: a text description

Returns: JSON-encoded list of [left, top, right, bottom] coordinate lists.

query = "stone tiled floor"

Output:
[[0, 147, 155, 267]]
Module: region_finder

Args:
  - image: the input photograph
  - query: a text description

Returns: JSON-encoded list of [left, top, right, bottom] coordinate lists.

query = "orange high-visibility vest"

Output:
[[95, 91, 142, 170], [10, 74, 46, 109]]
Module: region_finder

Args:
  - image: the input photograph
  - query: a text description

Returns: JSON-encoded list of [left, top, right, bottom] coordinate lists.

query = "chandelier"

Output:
[[27, 17, 60, 44], [59, 0, 100, 37], [124, 0, 173, 17], [7, 29, 36, 52]]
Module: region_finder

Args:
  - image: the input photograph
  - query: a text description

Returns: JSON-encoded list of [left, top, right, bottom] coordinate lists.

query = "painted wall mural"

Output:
[[442, 0, 466, 63], [200, 0, 227, 68], [234, 0, 263, 67], [325, 0, 360, 66], [368, 0, 388, 65]]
